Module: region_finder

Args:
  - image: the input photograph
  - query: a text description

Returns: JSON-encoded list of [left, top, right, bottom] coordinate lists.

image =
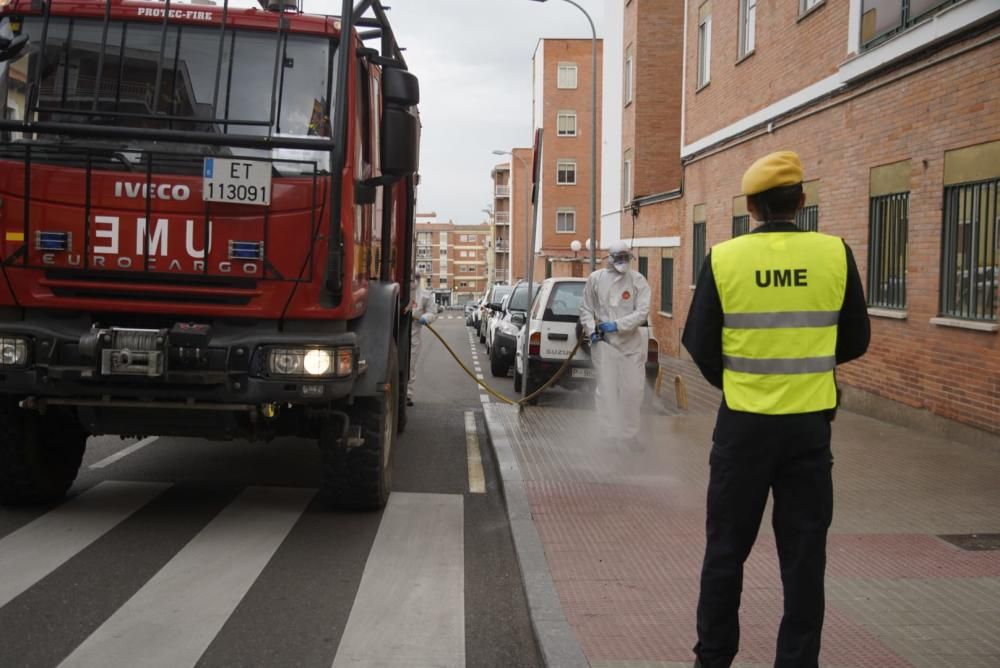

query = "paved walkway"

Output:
[[485, 364, 1000, 667]]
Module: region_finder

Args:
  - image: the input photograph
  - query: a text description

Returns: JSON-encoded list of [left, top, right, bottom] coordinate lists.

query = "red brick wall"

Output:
[[632, 0, 685, 197], [672, 33, 1000, 434], [511, 147, 533, 282], [684, 0, 848, 144]]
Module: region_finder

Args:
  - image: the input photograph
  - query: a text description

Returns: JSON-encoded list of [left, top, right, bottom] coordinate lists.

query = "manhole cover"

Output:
[[938, 533, 1000, 551]]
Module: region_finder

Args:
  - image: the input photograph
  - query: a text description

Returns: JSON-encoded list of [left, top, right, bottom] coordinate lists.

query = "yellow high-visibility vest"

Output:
[[711, 231, 847, 414]]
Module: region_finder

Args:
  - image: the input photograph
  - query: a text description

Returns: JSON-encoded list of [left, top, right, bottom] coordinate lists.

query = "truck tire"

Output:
[[0, 400, 86, 506], [490, 338, 509, 377], [320, 344, 397, 511]]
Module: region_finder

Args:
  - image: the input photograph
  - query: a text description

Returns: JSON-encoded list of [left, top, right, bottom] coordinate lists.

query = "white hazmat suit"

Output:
[[408, 275, 438, 403], [579, 244, 651, 441]]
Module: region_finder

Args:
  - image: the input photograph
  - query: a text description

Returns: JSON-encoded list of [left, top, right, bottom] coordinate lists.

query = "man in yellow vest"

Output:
[[682, 151, 870, 668]]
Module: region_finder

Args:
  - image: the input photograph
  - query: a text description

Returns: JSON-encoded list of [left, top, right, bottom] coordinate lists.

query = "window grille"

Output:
[[867, 192, 908, 310], [732, 215, 750, 238], [661, 258, 674, 313], [796, 205, 819, 231], [693, 222, 707, 282], [940, 178, 998, 322]]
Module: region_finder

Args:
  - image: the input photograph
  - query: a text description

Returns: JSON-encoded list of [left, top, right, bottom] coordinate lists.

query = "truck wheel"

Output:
[[320, 345, 398, 511], [490, 339, 509, 377], [0, 400, 87, 506]]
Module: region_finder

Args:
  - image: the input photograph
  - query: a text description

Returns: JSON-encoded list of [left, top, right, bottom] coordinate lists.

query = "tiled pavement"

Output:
[[486, 363, 1000, 667]]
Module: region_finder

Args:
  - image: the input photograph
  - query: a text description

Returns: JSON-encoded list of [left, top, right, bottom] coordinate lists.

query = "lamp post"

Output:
[[493, 149, 529, 284], [529, 0, 597, 272]]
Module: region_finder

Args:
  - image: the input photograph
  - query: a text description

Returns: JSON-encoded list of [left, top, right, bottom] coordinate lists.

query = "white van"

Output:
[[513, 277, 660, 404]]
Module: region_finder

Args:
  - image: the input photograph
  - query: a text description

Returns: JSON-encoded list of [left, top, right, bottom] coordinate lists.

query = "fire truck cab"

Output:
[[0, 0, 420, 510]]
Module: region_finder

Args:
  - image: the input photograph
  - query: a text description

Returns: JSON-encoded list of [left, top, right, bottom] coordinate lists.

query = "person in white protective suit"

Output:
[[407, 269, 439, 406], [579, 241, 651, 443]]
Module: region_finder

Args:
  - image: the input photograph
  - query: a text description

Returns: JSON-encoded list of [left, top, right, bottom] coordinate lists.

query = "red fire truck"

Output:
[[0, 0, 419, 509]]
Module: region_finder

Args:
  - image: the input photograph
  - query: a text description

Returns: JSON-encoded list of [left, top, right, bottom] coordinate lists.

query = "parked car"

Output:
[[484, 293, 510, 356], [513, 277, 659, 405], [479, 283, 512, 344], [489, 281, 540, 377], [469, 294, 486, 329], [464, 302, 478, 325]]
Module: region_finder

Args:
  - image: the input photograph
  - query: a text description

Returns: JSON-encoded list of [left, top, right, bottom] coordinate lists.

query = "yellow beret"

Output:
[[741, 151, 804, 195]]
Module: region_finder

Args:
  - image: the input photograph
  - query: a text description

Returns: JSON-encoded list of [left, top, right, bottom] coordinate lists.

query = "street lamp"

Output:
[[529, 0, 597, 272], [570, 239, 582, 258], [493, 149, 530, 285]]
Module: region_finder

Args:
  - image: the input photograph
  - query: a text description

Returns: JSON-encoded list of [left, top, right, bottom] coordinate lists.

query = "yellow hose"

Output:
[[422, 322, 584, 407]]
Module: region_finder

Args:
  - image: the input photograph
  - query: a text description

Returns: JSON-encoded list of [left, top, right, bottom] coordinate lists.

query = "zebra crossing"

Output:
[[0, 482, 467, 668]]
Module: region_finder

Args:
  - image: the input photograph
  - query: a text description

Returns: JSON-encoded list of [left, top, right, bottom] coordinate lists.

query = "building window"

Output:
[[800, 0, 823, 14], [557, 111, 577, 137], [637, 256, 648, 278], [440, 277, 448, 286], [557, 209, 576, 233], [623, 149, 633, 206], [732, 215, 750, 237], [940, 178, 998, 322], [623, 45, 633, 105], [691, 204, 707, 284], [738, 0, 756, 59], [697, 3, 712, 88], [557, 63, 578, 89], [861, 0, 953, 48], [417, 232, 432, 245], [556, 160, 577, 185], [661, 257, 674, 313], [796, 205, 819, 231], [867, 192, 908, 310]]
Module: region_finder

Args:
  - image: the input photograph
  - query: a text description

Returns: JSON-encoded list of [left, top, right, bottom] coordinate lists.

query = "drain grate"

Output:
[[938, 533, 1000, 551]]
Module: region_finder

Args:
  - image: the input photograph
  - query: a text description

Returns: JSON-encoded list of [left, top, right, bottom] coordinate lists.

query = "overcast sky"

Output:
[[359, 0, 606, 226]]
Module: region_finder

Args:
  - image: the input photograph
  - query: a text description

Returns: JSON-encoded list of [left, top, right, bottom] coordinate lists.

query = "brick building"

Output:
[[531, 38, 604, 281], [490, 163, 512, 284], [414, 221, 490, 305], [606, 0, 999, 440]]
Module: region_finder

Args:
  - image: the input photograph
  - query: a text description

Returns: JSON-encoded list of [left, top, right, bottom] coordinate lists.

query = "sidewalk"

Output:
[[484, 362, 1000, 668]]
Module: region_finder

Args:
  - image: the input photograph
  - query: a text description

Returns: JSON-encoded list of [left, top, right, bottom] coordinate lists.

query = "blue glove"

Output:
[[598, 321, 618, 333], [589, 332, 600, 344], [418, 316, 429, 325]]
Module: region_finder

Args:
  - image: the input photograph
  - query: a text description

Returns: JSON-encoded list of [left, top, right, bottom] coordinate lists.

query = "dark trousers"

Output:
[[694, 404, 834, 668]]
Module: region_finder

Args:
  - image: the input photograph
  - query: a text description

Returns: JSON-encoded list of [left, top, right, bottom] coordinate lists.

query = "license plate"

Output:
[[571, 367, 596, 379], [203, 158, 272, 206]]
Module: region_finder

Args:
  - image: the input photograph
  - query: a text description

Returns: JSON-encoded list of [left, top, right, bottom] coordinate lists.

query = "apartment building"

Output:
[[531, 38, 604, 280], [608, 0, 999, 439], [414, 221, 490, 305], [490, 163, 512, 284]]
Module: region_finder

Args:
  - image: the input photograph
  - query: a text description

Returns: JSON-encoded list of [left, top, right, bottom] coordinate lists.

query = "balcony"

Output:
[[494, 241, 509, 252], [494, 185, 510, 198], [494, 211, 510, 224]]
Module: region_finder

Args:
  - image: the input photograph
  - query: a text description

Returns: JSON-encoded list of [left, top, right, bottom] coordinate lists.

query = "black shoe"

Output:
[[406, 398, 414, 406]]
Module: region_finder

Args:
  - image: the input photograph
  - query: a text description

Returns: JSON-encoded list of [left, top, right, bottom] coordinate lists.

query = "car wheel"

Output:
[[490, 338, 509, 377]]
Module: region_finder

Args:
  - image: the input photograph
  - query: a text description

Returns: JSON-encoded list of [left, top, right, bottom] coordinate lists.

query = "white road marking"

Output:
[[89, 436, 159, 469], [0, 481, 170, 608], [476, 373, 484, 380], [59, 486, 314, 668], [465, 412, 486, 494], [333, 493, 465, 668], [480, 394, 490, 403]]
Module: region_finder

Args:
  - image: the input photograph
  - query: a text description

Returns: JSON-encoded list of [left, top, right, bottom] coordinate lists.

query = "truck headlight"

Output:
[[0, 337, 29, 368], [265, 347, 353, 378]]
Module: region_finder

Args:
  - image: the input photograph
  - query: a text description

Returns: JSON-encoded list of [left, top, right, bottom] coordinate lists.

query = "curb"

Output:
[[482, 403, 590, 668]]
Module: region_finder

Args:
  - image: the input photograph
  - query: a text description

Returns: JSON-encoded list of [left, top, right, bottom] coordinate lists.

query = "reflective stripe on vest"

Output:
[[712, 231, 847, 415]]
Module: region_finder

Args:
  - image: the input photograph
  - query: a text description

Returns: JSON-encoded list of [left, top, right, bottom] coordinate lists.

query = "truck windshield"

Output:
[[1, 17, 334, 154]]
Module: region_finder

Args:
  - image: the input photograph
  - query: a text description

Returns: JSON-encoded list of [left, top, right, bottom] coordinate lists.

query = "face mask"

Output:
[[613, 262, 629, 274]]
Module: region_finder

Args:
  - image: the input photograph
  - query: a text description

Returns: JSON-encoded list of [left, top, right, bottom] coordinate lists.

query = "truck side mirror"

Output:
[[381, 68, 419, 176], [0, 34, 28, 63]]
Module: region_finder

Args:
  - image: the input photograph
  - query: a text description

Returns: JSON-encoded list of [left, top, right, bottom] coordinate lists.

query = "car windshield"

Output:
[[508, 284, 540, 312], [544, 282, 585, 322], [491, 285, 513, 304], [0, 17, 334, 171]]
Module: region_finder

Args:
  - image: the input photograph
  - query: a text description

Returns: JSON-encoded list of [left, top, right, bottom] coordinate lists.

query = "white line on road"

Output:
[[89, 436, 159, 469], [480, 394, 490, 403], [475, 373, 484, 380], [465, 411, 486, 494], [333, 493, 465, 668], [59, 486, 314, 668], [0, 481, 170, 608]]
